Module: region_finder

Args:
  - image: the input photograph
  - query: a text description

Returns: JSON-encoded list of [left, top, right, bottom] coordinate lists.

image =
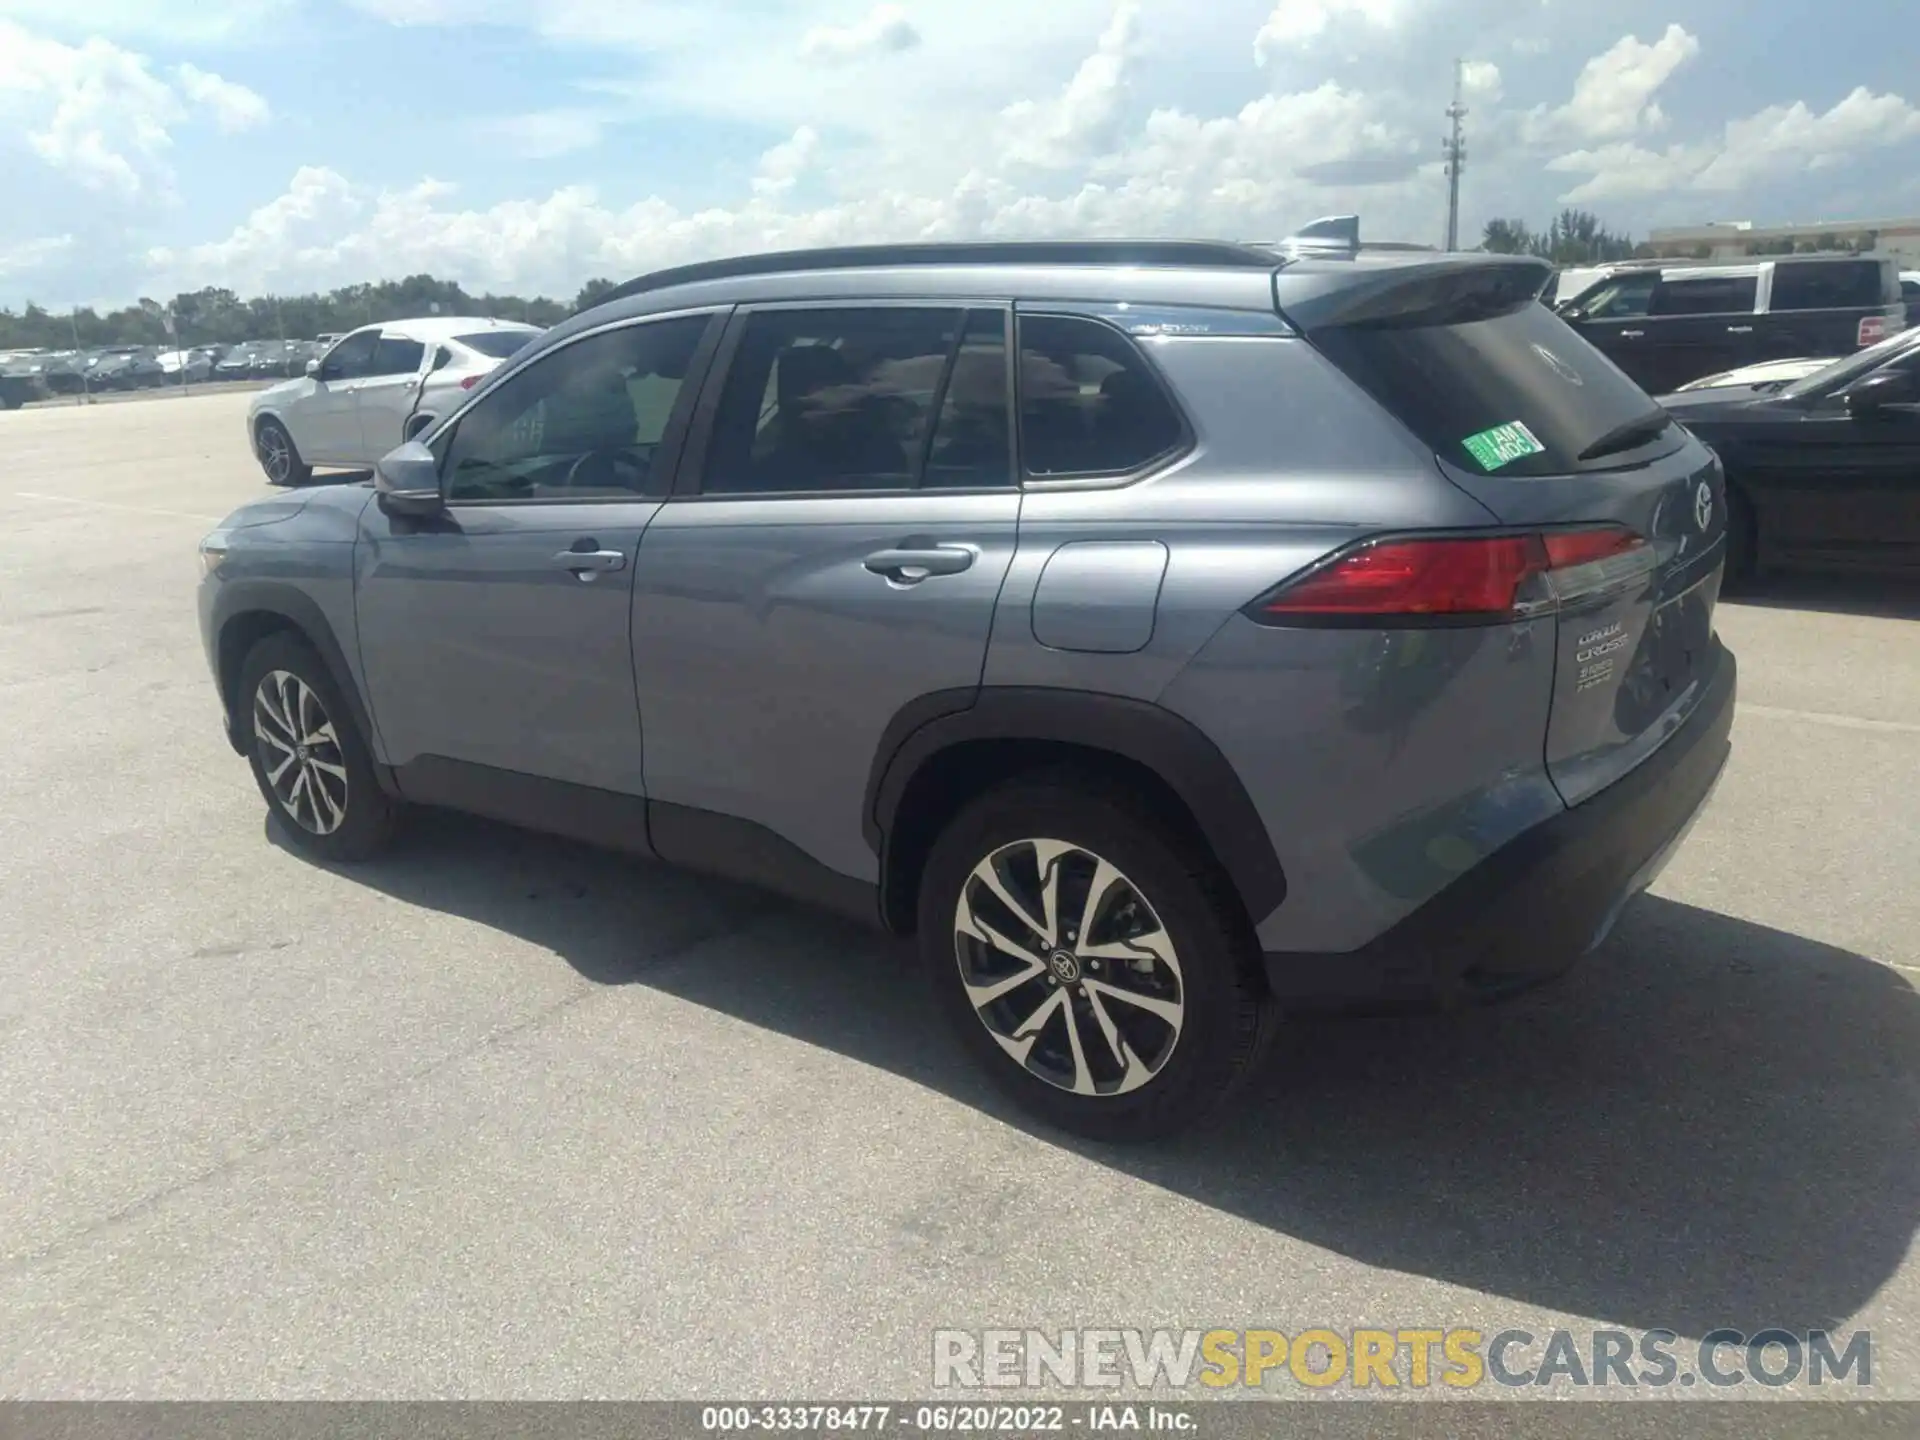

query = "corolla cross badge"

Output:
[[1532, 343, 1583, 385], [1694, 481, 1713, 532]]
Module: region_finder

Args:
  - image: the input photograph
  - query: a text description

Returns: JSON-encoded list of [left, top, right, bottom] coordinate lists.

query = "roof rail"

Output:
[[579, 239, 1283, 314]]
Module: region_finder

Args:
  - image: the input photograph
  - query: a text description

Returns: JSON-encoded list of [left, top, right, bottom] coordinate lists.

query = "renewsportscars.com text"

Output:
[[931, 1327, 1872, 1391]]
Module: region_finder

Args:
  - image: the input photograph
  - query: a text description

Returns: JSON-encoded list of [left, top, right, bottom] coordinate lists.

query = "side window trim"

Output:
[[1013, 307, 1196, 490], [672, 300, 1011, 502], [436, 308, 730, 508]]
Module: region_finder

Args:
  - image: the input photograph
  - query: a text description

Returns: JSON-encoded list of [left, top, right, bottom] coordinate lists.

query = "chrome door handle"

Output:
[[1727, 325, 1754, 334], [553, 546, 626, 576], [863, 543, 977, 583], [1619, 329, 1645, 339]]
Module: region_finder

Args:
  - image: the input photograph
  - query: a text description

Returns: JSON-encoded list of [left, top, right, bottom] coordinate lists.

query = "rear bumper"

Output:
[[1263, 639, 1737, 1013]]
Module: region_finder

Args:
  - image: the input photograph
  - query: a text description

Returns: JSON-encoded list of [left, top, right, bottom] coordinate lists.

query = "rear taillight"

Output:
[[1859, 315, 1888, 347], [460, 374, 483, 390], [1251, 528, 1651, 625]]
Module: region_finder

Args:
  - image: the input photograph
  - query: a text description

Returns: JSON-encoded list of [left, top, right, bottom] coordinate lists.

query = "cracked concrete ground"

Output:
[[1, 391, 1916, 1406]]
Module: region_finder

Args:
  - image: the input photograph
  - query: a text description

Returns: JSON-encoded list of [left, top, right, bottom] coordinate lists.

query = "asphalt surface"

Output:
[[1, 391, 1916, 1407]]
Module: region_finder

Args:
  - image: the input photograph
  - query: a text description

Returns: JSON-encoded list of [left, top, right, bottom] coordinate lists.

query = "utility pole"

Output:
[[1442, 58, 1468, 252]]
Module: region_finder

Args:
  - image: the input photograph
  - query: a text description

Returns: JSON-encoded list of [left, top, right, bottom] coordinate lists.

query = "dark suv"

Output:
[[198, 231, 1736, 1141], [1557, 255, 1906, 395]]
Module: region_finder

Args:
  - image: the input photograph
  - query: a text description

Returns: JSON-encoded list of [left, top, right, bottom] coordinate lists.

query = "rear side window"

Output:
[[1769, 261, 1890, 311], [1649, 275, 1758, 316], [1311, 301, 1669, 478], [456, 330, 540, 359], [1017, 315, 1185, 477]]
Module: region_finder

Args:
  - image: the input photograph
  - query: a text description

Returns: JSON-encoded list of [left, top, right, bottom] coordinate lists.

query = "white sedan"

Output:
[[247, 316, 541, 485]]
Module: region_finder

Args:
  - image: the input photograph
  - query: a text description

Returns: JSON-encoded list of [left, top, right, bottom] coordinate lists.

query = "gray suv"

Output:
[[197, 234, 1737, 1141]]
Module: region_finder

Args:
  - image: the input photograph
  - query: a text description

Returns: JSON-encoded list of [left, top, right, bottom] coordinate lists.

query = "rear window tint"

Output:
[[457, 330, 540, 359], [1769, 261, 1890, 311], [1311, 302, 1669, 478], [1649, 275, 1757, 316], [1017, 315, 1185, 476]]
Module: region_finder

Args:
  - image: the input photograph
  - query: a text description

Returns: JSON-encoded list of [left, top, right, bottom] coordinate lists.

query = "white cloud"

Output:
[[752, 126, 820, 197], [0, 0, 290, 45], [1460, 60, 1502, 104], [0, 21, 267, 196], [1254, 0, 1398, 64], [798, 4, 920, 64], [1529, 23, 1699, 143], [0, 233, 73, 277], [485, 108, 610, 160], [999, 1, 1141, 169], [1550, 82, 1920, 204], [172, 62, 270, 133]]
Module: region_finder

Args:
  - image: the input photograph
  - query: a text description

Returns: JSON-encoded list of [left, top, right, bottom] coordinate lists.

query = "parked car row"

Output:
[[0, 339, 344, 406]]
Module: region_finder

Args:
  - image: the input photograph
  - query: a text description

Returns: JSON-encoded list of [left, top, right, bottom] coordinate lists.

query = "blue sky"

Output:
[[2, 0, 1917, 309]]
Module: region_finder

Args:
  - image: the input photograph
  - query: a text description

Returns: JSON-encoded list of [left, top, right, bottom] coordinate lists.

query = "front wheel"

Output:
[[918, 772, 1275, 1142], [237, 632, 397, 862]]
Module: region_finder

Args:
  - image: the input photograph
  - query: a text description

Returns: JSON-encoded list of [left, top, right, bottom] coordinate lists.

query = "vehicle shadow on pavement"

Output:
[[1722, 571, 1920, 620], [294, 809, 1920, 1343]]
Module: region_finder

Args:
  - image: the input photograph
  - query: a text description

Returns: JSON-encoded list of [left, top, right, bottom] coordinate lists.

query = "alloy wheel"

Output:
[[252, 669, 348, 835], [953, 838, 1185, 1097], [259, 425, 291, 484]]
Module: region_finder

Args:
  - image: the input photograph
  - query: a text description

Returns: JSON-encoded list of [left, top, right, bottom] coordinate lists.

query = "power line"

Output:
[[1442, 59, 1468, 252]]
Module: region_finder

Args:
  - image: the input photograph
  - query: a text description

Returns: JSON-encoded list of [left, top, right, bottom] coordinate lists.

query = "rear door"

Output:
[[1303, 278, 1728, 808], [352, 332, 429, 459], [630, 303, 1020, 889], [1644, 269, 1762, 392]]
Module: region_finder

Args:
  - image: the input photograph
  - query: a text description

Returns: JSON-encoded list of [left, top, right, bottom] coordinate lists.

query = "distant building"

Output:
[[1646, 216, 1920, 266]]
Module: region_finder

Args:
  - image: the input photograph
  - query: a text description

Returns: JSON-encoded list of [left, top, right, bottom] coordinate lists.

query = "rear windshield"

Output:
[[1311, 301, 1670, 478], [456, 330, 539, 359]]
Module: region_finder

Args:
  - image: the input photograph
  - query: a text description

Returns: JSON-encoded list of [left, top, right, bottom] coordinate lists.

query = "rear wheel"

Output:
[[238, 632, 396, 862], [255, 417, 311, 487], [918, 771, 1275, 1142]]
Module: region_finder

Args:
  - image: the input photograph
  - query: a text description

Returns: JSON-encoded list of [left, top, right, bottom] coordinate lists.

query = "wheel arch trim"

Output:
[[212, 580, 386, 784], [865, 686, 1288, 932]]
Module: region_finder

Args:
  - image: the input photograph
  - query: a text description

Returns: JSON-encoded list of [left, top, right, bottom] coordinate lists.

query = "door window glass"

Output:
[[1017, 314, 1186, 476], [322, 330, 378, 380], [1648, 275, 1759, 316], [702, 308, 963, 495], [1769, 261, 1889, 311], [924, 310, 1013, 489], [1568, 272, 1656, 319], [440, 315, 711, 502], [372, 337, 426, 375]]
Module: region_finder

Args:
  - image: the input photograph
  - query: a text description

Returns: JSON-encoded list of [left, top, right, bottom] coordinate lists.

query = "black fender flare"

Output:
[[865, 686, 1288, 928], [210, 579, 381, 772]]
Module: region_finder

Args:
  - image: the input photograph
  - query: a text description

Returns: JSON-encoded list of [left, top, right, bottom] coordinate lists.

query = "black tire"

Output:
[[255, 417, 312, 487], [918, 769, 1276, 1143], [237, 632, 397, 862]]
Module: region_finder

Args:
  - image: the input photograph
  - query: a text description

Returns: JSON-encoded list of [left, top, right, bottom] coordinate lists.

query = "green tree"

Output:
[[573, 276, 621, 310]]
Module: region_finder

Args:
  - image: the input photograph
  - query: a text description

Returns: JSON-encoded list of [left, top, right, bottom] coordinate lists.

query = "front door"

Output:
[[354, 310, 724, 797], [1758, 361, 1920, 565], [632, 304, 1020, 885], [295, 328, 378, 463]]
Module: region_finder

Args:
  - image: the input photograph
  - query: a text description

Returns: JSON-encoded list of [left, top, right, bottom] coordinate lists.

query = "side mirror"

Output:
[[374, 440, 445, 517], [1557, 304, 1587, 322], [1846, 370, 1918, 417], [304, 358, 321, 378]]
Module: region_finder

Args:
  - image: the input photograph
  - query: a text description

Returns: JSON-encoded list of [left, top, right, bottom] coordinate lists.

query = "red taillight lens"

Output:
[[1542, 527, 1645, 568], [1256, 528, 1646, 623], [1859, 315, 1888, 347], [460, 373, 483, 390], [1261, 536, 1545, 618]]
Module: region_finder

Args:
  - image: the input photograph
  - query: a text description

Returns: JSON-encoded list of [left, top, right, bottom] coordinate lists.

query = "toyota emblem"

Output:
[[1694, 481, 1713, 532]]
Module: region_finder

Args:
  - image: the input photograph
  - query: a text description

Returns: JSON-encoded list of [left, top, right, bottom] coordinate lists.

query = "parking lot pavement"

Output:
[[1, 391, 1916, 1403]]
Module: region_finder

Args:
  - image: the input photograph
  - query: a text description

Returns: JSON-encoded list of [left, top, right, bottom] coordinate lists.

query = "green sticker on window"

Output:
[[1461, 420, 1546, 472]]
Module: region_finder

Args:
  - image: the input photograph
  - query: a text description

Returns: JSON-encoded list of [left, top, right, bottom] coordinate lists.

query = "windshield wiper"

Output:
[[1577, 412, 1671, 463]]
